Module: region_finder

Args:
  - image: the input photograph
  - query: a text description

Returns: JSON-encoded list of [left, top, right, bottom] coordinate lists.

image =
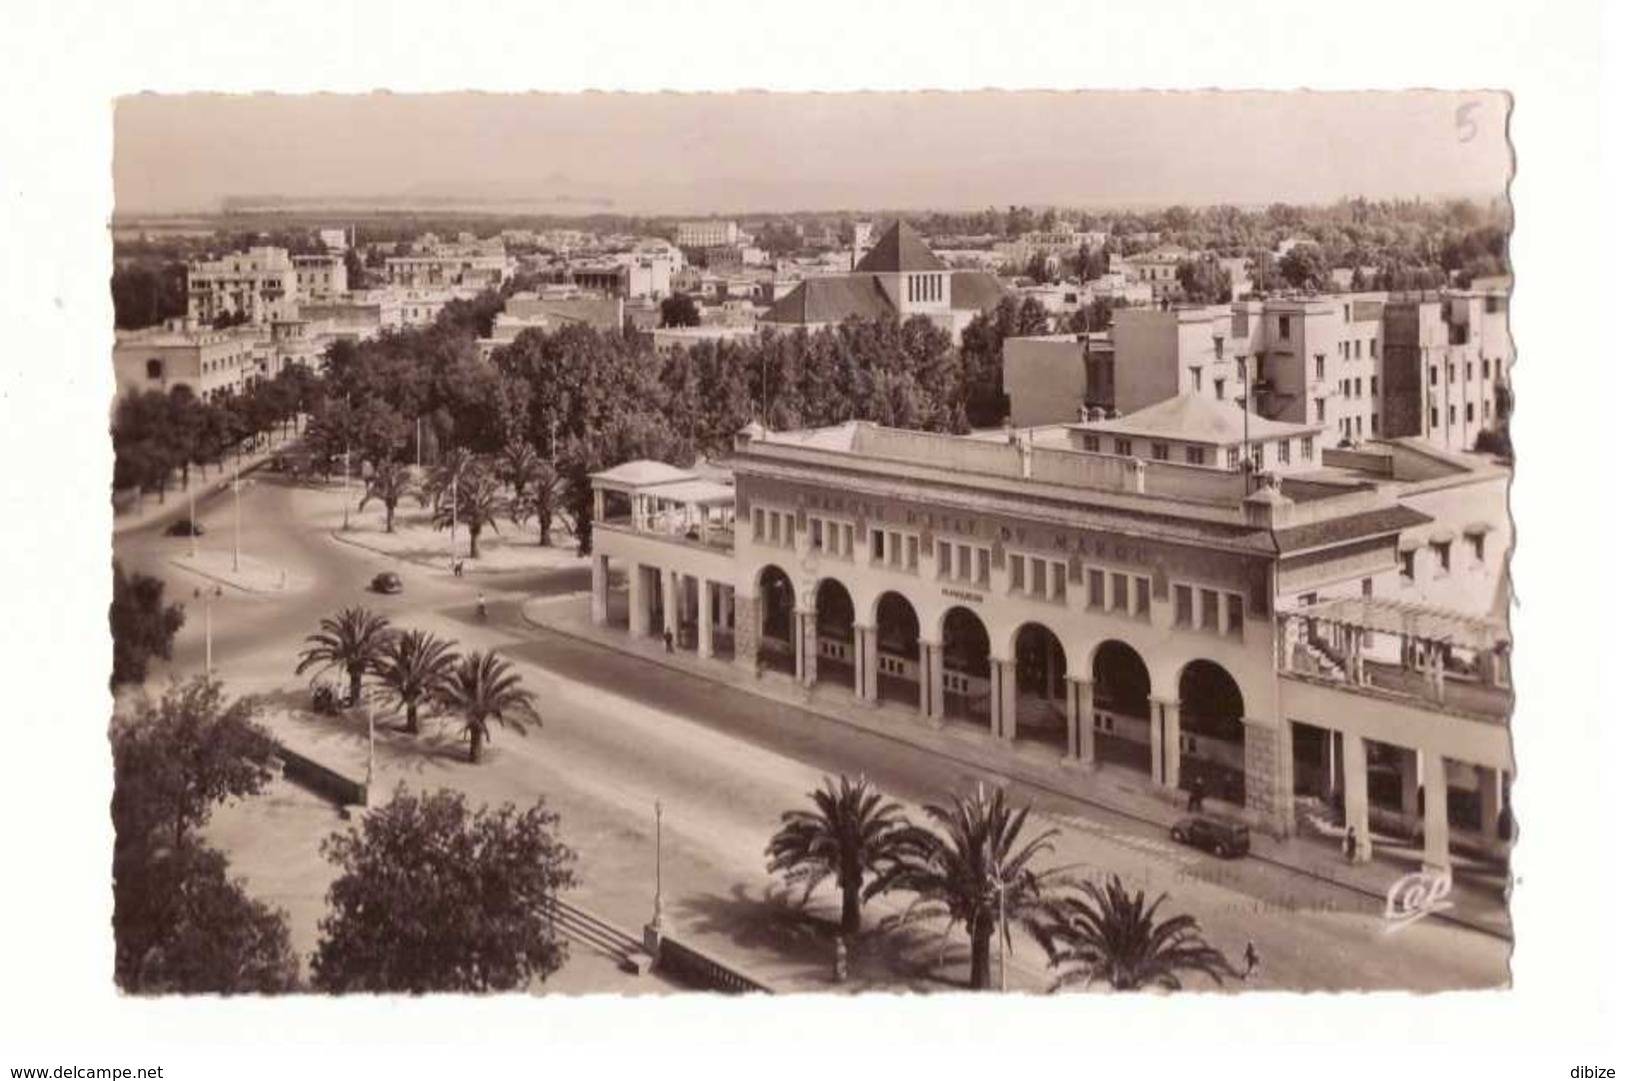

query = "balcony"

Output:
[[1277, 598, 1511, 725]]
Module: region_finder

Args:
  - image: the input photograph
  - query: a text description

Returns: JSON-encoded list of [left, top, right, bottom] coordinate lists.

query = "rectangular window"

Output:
[[1315, 398, 1326, 422], [1185, 446, 1205, 466], [1430, 407, 1440, 428], [843, 524, 854, 556], [1429, 365, 1438, 387], [956, 543, 970, 580], [1341, 378, 1350, 398], [1401, 549, 1416, 581], [937, 540, 952, 577], [1300, 436, 1314, 459], [1278, 315, 1290, 340], [1470, 534, 1486, 563], [1314, 355, 1325, 380], [1031, 559, 1047, 597], [906, 535, 919, 570], [752, 509, 764, 540], [1088, 568, 1106, 608], [1111, 573, 1129, 612], [1370, 375, 1378, 397], [1114, 438, 1133, 457], [889, 532, 902, 568], [1449, 405, 1458, 426], [1370, 338, 1378, 357], [1354, 340, 1362, 359], [1134, 576, 1150, 616], [871, 528, 884, 562], [1052, 561, 1066, 601], [976, 548, 990, 587], [1151, 442, 1169, 462], [1432, 540, 1452, 574], [1277, 440, 1290, 464], [1354, 377, 1362, 397], [1227, 447, 1241, 470], [1250, 444, 1264, 471], [811, 519, 823, 550], [1225, 593, 1244, 637], [1082, 435, 1100, 452], [1010, 554, 1026, 592], [1214, 379, 1226, 402], [1190, 367, 1203, 391], [769, 512, 782, 545], [1174, 584, 1193, 626], [1200, 589, 1220, 631], [1482, 359, 1490, 379], [1466, 402, 1475, 423], [1494, 358, 1502, 381], [1448, 363, 1456, 384]]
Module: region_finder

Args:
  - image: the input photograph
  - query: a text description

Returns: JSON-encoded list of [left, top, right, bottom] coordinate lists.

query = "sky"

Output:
[[113, 91, 1513, 216]]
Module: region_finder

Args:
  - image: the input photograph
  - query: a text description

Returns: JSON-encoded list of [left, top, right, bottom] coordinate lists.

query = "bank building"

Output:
[[586, 394, 1512, 872]]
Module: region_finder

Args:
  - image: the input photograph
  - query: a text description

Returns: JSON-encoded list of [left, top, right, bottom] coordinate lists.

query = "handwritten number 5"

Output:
[[1456, 102, 1480, 144]]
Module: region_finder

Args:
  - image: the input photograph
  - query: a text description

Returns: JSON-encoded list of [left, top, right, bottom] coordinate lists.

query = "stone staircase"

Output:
[[543, 897, 653, 975]]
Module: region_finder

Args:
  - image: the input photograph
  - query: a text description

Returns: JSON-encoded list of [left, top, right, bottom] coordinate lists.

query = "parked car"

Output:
[[371, 571, 403, 595], [1171, 814, 1251, 859], [166, 517, 204, 537]]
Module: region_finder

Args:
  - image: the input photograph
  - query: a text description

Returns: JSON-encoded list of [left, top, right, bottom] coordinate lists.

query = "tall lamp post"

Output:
[[193, 585, 222, 674], [188, 481, 199, 560], [364, 694, 376, 808], [994, 873, 1008, 993], [231, 467, 242, 572], [652, 798, 664, 932], [341, 447, 352, 531]]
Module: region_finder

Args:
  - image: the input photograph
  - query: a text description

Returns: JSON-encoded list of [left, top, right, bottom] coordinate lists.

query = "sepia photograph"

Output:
[[0, 1, 1616, 1076], [104, 90, 1514, 996]]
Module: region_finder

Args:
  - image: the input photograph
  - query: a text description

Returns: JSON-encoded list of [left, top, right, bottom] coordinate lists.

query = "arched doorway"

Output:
[[757, 565, 796, 676], [1178, 660, 1246, 804], [1013, 623, 1068, 751], [941, 607, 992, 729], [874, 592, 920, 707], [1092, 641, 1152, 774], [814, 578, 856, 689]]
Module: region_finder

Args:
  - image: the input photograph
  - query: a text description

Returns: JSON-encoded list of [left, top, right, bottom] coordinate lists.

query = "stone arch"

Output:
[[940, 606, 992, 728], [812, 577, 857, 688], [756, 564, 796, 676], [1012, 622, 1068, 750], [1091, 639, 1154, 775], [873, 591, 921, 707], [1177, 659, 1247, 804]]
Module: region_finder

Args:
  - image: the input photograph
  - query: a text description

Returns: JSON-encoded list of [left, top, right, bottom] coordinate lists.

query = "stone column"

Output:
[[920, 641, 943, 721], [593, 488, 605, 523], [1153, 698, 1182, 790], [698, 579, 715, 659], [801, 610, 819, 687], [590, 554, 609, 626], [853, 624, 874, 700], [1066, 677, 1095, 766], [992, 658, 1016, 741], [1243, 719, 1286, 834], [1342, 731, 1372, 862], [628, 564, 648, 638], [1477, 766, 1504, 845], [790, 609, 805, 683], [1422, 750, 1451, 873], [734, 594, 760, 674], [661, 569, 678, 641], [1148, 696, 1169, 787]]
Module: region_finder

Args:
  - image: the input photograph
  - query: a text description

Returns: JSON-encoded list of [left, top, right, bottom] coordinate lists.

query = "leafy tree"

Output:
[[295, 606, 394, 707], [435, 650, 541, 763], [660, 292, 702, 328], [1175, 257, 1233, 304], [765, 774, 906, 936], [1277, 244, 1331, 291], [359, 459, 415, 533], [431, 467, 508, 559], [110, 560, 185, 689], [1033, 875, 1237, 992], [869, 785, 1068, 990], [110, 261, 188, 330], [311, 786, 578, 993], [497, 439, 541, 503], [1023, 253, 1054, 285], [369, 629, 459, 736]]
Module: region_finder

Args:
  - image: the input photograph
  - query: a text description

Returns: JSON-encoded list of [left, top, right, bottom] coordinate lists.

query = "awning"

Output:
[[1429, 528, 1456, 545], [1462, 521, 1495, 536], [1398, 537, 1422, 553]]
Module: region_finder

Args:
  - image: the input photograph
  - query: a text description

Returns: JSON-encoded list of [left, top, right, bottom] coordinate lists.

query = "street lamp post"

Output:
[[341, 447, 351, 531], [365, 696, 376, 808], [193, 585, 222, 674], [652, 798, 664, 932], [449, 470, 458, 571], [232, 467, 242, 572], [995, 875, 1008, 993], [188, 481, 198, 560]]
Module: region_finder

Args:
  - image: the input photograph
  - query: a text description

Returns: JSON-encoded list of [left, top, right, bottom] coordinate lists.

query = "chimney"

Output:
[[1242, 473, 1295, 529]]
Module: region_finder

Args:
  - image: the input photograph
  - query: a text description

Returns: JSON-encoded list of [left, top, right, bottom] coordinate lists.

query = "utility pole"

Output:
[[188, 482, 198, 560], [652, 798, 665, 932], [341, 447, 351, 530], [232, 467, 242, 572], [450, 469, 459, 570], [194, 585, 221, 674]]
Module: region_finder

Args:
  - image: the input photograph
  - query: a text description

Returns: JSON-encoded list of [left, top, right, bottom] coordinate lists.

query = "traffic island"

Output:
[[172, 549, 309, 594]]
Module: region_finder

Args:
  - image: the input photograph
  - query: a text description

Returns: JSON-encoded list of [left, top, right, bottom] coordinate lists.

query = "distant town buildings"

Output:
[[677, 220, 741, 248], [186, 246, 297, 326], [113, 318, 262, 401]]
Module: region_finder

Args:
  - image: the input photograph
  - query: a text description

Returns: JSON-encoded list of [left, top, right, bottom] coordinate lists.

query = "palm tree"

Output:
[[1033, 875, 1238, 992], [359, 459, 415, 533], [868, 784, 1067, 990], [498, 439, 541, 504], [435, 650, 541, 763], [511, 459, 564, 546], [295, 607, 393, 707], [418, 446, 479, 510], [765, 774, 906, 936], [431, 468, 508, 559], [369, 629, 459, 735]]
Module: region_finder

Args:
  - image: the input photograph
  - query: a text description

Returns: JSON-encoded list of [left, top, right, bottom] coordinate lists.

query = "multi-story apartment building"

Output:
[[1379, 290, 1512, 453], [186, 246, 297, 326], [291, 253, 348, 298], [113, 318, 263, 402], [585, 417, 1511, 871], [384, 250, 512, 290], [676, 220, 741, 248], [1110, 293, 1390, 445]]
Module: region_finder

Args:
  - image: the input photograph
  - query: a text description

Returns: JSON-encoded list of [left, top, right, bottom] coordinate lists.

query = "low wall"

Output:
[[652, 932, 774, 994], [273, 741, 367, 807]]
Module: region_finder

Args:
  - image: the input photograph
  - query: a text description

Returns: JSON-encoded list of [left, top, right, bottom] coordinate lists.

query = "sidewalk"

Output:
[[112, 433, 298, 537], [520, 591, 1513, 941], [171, 548, 311, 595]]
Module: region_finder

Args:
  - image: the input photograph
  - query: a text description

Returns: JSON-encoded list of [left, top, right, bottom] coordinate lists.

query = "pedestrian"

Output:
[[663, 628, 674, 653], [1243, 941, 1259, 979], [1187, 774, 1207, 813], [1343, 826, 1357, 863]]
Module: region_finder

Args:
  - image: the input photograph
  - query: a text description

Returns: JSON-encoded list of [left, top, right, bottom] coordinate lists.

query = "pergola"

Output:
[[589, 460, 736, 544]]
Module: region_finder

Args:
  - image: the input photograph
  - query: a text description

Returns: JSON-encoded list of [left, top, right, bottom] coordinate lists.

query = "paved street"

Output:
[[118, 474, 1510, 993]]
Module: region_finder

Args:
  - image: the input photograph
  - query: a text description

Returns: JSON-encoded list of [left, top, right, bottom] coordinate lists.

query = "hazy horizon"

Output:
[[115, 91, 1513, 218]]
